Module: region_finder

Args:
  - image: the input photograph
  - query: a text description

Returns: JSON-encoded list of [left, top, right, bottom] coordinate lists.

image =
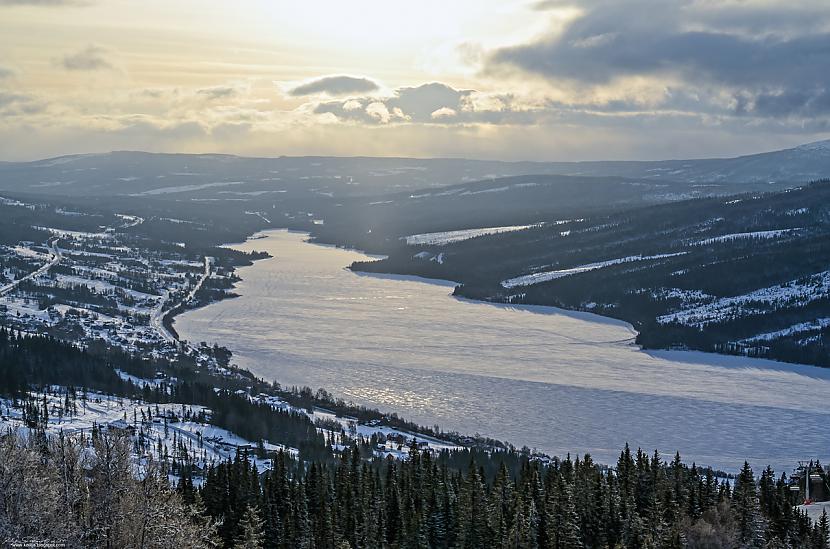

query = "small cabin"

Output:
[[106, 419, 136, 434]]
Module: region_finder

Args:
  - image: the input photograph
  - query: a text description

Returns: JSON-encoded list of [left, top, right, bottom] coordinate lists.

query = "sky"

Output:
[[0, 0, 829, 161]]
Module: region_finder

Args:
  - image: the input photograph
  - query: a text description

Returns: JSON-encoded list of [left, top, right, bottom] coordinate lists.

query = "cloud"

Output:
[[387, 82, 472, 122], [0, 91, 45, 117], [288, 75, 379, 97], [488, 0, 830, 118], [313, 82, 543, 126], [0, 91, 26, 107], [431, 107, 457, 120], [60, 44, 114, 71], [313, 82, 467, 125], [0, 66, 15, 79], [197, 86, 238, 100], [0, 0, 90, 5]]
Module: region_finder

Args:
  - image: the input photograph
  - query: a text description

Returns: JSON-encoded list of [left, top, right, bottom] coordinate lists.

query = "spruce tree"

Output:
[[545, 474, 583, 549], [236, 505, 265, 549], [813, 510, 830, 549], [733, 461, 765, 548]]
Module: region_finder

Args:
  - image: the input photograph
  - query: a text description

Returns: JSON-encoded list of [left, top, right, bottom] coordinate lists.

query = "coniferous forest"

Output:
[[3, 426, 829, 548]]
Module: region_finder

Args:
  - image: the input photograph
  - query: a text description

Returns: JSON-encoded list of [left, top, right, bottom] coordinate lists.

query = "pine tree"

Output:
[[813, 510, 830, 549], [545, 473, 583, 549], [456, 461, 489, 548], [236, 505, 266, 549], [488, 462, 515, 547], [733, 461, 765, 548]]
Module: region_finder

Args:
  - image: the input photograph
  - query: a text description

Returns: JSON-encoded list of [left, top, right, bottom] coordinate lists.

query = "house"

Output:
[[387, 433, 407, 445], [107, 418, 136, 434]]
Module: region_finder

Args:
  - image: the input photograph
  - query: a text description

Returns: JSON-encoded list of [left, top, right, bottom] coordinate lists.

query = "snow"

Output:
[[658, 271, 830, 328], [37, 226, 112, 240], [115, 369, 166, 388], [405, 224, 540, 246], [797, 501, 830, 522], [502, 253, 687, 288], [695, 228, 802, 246], [304, 407, 462, 460], [413, 252, 445, 264], [459, 185, 510, 195], [0, 196, 28, 208], [245, 211, 272, 224], [1, 239, 62, 297], [742, 318, 830, 343], [795, 139, 830, 153], [650, 287, 714, 306], [129, 181, 245, 196], [219, 190, 284, 196], [0, 391, 298, 475]]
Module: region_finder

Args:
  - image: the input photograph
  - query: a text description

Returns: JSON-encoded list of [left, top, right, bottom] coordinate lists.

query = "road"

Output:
[[0, 237, 63, 297], [2, 213, 142, 298], [150, 256, 212, 346]]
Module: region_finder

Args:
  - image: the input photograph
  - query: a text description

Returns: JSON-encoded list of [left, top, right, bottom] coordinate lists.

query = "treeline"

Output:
[[197, 444, 829, 549], [0, 328, 484, 457], [2, 422, 828, 548], [0, 328, 331, 461]]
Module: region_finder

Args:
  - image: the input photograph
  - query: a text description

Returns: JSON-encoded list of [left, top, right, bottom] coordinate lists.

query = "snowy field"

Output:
[[501, 253, 687, 288], [177, 230, 830, 473], [658, 270, 830, 328], [694, 228, 802, 246], [404, 224, 540, 246], [0, 386, 458, 477], [0, 391, 267, 473]]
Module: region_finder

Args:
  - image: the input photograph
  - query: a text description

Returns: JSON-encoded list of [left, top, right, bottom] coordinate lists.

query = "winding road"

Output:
[[150, 255, 213, 346], [0, 237, 63, 297]]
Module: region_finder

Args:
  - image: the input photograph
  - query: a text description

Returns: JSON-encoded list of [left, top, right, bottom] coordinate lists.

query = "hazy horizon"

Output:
[[6, 135, 830, 166]]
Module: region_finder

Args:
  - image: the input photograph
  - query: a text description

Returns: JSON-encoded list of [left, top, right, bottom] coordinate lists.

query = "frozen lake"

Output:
[[177, 229, 830, 472]]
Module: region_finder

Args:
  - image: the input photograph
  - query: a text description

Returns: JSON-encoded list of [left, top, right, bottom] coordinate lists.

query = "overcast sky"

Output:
[[0, 0, 829, 161]]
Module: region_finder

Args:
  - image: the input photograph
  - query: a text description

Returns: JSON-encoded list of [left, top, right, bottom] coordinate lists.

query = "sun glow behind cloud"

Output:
[[254, 1, 554, 76]]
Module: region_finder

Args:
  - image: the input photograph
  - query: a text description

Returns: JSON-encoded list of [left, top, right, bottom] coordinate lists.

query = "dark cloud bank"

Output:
[[491, 0, 830, 119]]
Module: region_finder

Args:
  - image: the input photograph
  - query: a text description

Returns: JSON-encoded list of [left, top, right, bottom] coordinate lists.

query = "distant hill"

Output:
[[0, 139, 828, 200]]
